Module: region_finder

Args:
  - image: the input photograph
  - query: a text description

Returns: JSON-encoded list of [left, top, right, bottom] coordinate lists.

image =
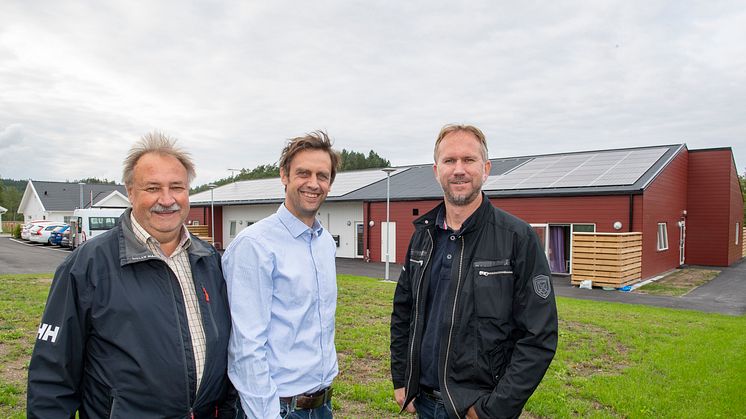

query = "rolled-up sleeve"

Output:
[[222, 234, 280, 419]]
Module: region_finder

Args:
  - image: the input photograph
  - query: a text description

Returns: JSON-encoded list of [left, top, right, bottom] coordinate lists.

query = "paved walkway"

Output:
[[336, 258, 746, 316]]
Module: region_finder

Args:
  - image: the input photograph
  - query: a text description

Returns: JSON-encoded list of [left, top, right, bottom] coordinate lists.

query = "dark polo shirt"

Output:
[[419, 206, 476, 390]]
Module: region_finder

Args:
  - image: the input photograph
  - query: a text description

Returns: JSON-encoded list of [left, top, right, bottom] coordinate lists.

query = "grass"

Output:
[[635, 268, 720, 297], [2, 273, 745, 418], [0, 274, 52, 418]]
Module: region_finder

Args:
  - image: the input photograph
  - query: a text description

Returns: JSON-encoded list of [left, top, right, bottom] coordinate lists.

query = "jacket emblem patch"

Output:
[[37, 323, 61, 343], [533, 275, 551, 299]]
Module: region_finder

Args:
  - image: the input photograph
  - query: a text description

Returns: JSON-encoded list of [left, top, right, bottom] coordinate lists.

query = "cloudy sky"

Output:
[[1, 1, 745, 187]]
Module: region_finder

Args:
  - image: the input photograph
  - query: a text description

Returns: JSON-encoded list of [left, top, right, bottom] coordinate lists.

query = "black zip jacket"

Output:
[[391, 195, 558, 419], [27, 210, 236, 418]]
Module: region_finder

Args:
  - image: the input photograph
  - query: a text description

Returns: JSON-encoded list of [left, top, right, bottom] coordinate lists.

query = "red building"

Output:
[[357, 145, 743, 280], [190, 144, 744, 282]]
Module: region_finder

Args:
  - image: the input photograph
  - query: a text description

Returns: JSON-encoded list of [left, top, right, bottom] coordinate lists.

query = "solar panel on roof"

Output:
[[483, 147, 668, 190]]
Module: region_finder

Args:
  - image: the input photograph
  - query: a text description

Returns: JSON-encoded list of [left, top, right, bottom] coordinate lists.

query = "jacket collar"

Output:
[[118, 208, 213, 266], [413, 192, 492, 235]]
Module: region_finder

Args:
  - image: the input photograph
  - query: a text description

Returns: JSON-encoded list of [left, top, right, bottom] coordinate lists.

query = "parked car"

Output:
[[49, 225, 70, 246], [60, 230, 71, 248], [21, 221, 52, 240], [30, 223, 67, 245]]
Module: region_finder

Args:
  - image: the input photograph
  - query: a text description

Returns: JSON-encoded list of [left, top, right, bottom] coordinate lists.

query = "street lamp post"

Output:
[[381, 168, 396, 281], [208, 184, 217, 244]]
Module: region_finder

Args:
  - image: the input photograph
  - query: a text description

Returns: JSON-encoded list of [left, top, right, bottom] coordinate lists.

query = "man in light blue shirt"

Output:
[[222, 131, 339, 419]]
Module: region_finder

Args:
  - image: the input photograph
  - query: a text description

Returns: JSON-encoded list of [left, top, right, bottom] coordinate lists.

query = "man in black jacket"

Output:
[[27, 132, 236, 418], [390, 124, 558, 419]]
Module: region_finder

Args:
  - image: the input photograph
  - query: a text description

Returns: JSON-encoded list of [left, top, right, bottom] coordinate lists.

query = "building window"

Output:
[[657, 223, 668, 251], [229, 221, 237, 238], [89, 217, 118, 231], [572, 224, 595, 233], [412, 208, 419, 216], [737, 222, 741, 245]]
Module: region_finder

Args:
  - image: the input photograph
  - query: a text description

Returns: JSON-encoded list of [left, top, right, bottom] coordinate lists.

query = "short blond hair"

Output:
[[433, 124, 489, 162]]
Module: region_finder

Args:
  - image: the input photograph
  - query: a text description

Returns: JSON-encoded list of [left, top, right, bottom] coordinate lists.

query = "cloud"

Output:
[[0, 0, 744, 185], [0, 124, 23, 150]]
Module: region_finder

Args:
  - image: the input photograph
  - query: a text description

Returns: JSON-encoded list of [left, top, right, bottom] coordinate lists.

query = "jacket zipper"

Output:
[[478, 270, 512, 276], [409, 258, 424, 265], [443, 237, 465, 418], [403, 229, 433, 404], [164, 265, 195, 415]]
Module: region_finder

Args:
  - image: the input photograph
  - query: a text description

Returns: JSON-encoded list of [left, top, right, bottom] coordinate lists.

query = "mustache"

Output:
[[150, 203, 181, 213]]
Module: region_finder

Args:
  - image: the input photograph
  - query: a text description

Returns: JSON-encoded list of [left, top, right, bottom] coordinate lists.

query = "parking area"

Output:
[[0, 235, 70, 274]]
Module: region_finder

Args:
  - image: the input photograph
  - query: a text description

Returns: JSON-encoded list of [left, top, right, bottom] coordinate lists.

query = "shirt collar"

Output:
[[130, 213, 191, 252], [436, 204, 478, 234], [277, 203, 324, 238]]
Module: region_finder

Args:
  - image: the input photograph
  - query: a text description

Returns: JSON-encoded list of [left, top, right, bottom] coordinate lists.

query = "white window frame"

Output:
[[737, 222, 740, 245], [657, 222, 669, 251]]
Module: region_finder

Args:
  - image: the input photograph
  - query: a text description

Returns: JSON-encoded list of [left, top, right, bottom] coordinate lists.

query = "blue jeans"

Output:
[[280, 398, 333, 419], [414, 394, 448, 419]]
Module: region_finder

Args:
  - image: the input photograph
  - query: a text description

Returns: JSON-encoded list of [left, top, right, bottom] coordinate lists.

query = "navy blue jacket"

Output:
[[27, 210, 236, 418]]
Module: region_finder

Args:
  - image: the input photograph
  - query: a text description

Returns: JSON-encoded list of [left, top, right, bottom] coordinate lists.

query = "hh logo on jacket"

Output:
[[37, 323, 61, 343]]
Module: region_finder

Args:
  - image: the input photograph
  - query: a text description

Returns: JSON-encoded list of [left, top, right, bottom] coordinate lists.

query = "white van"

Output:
[[69, 208, 127, 249]]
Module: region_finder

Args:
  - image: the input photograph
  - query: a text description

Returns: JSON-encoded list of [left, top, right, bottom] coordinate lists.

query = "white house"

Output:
[[18, 180, 130, 222], [188, 168, 406, 256], [0, 205, 7, 226]]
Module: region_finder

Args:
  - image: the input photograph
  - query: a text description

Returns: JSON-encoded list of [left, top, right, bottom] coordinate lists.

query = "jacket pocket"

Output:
[[473, 260, 514, 319], [489, 345, 507, 385], [199, 282, 220, 339], [107, 388, 118, 419]]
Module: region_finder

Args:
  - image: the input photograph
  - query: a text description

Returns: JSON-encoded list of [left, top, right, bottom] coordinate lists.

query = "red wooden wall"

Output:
[[639, 149, 688, 278], [728, 155, 745, 264], [366, 194, 642, 265], [686, 149, 740, 266], [187, 205, 223, 247]]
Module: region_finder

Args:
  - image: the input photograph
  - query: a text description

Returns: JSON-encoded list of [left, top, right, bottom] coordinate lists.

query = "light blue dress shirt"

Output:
[[222, 204, 338, 419]]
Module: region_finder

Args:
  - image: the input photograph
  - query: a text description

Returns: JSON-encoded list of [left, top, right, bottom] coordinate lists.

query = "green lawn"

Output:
[[2, 274, 745, 418]]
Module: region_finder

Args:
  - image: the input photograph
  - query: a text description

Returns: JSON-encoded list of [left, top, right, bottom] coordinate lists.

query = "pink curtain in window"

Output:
[[549, 226, 566, 273]]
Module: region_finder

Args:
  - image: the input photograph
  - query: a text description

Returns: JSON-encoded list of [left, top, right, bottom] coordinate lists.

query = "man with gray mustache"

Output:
[[28, 132, 236, 417]]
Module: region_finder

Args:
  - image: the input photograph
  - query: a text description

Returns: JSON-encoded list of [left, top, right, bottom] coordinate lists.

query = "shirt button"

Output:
[[446, 254, 452, 260]]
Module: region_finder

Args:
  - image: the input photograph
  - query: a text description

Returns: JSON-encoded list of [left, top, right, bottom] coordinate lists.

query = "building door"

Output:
[[355, 222, 364, 258], [530, 224, 549, 253], [679, 220, 686, 265], [380, 222, 396, 263]]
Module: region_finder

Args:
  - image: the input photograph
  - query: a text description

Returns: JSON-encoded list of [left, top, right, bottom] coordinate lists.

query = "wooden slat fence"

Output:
[[571, 232, 642, 288], [186, 224, 214, 245]]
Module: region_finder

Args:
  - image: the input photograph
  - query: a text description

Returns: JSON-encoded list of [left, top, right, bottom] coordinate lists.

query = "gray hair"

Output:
[[122, 132, 196, 187]]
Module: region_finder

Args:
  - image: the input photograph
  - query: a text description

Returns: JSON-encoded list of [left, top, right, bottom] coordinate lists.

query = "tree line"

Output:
[[190, 149, 391, 194]]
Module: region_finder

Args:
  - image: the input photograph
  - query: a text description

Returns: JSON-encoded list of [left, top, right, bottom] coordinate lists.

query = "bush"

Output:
[[12, 223, 21, 238]]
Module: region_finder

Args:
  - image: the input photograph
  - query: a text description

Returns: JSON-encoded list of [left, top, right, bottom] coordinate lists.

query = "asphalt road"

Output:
[[3, 234, 744, 316], [0, 236, 70, 274]]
